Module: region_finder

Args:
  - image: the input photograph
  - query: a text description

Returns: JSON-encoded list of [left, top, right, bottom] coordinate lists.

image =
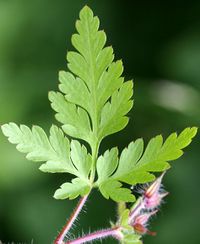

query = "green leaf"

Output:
[[51, 6, 133, 147], [96, 127, 197, 202], [70, 140, 92, 179], [40, 124, 75, 174], [122, 233, 142, 244], [113, 139, 144, 180], [54, 178, 91, 200], [114, 127, 198, 185], [96, 148, 134, 202], [99, 179, 135, 202], [49, 91, 92, 144], [1, 123, 75, 173], [98, 80, 133, 140], [1, 123, 92, 180], [96, 147, 118, 184], [1, 5, 198, 209]]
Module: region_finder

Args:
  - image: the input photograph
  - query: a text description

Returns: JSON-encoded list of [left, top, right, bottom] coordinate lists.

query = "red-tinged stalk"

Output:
[[54, 195, 89, 244], [129, 197, 144, 224], [65, 226, 123, 244]]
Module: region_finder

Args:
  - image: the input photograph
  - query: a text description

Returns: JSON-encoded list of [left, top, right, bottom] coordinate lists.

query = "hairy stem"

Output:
[[54, 195, 89, 244], [66, 226, 122, 244], [117, 202, 126, 218], [129, 197, 144, 224]]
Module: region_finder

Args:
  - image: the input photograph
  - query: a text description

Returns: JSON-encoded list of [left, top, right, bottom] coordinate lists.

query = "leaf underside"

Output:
[[49, 6, 133, 147], [1, 123, 92, 199], [97, 127, 197, 202], [54, 178, 91, 200], [1, 6, 198, 203]]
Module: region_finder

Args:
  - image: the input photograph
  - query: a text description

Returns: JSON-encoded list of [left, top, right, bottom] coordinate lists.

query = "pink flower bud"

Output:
[[129, 172, 169, 237], [129, 172, 168, 223], [134, 210, 157, 226], [144, 172, 168, 210], [132, 210, 157, 236], [133, 223, 157, 236]]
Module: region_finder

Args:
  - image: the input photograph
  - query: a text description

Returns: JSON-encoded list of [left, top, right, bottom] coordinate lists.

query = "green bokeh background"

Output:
[[0, 0, 200, 243]]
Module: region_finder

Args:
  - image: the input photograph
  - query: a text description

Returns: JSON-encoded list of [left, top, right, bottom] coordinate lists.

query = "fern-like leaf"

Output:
[[1, 123, 92, 199], [50, 6, 133, 147], [97, 127, 197, 201], [1, 6, 197, 204]]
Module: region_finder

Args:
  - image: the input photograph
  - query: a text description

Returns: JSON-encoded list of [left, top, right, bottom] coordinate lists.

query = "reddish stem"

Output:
[[54, 195, 89, 244], [129, 197, 144, 224], [65, 226, 122, 244]]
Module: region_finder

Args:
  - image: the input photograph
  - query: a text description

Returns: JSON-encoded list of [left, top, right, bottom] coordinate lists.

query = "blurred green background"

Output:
[[0, 0, 200, 243]]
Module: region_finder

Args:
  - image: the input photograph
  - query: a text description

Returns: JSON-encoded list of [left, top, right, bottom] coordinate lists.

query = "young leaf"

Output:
[[51, 6, 133, 147], [54, 178, 91, 200]]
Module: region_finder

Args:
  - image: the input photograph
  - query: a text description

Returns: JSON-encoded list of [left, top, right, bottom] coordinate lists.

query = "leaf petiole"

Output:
[[66, 226, 122, 244], [90, 141, 100, 183], [54, 194, 90, 244]]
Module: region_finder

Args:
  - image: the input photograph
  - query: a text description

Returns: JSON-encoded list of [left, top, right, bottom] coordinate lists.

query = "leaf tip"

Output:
[[80, 5, 94, 20], [48, 90, 54, 100], [38, 164, 46, 172], [53, 191, 59, 200], [190, 126, 198, 137], [1, 122, 18, 138], [1, 123, 8, 135]]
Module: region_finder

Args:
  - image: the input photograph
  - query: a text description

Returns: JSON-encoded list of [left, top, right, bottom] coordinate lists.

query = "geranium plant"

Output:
[[1, 6, 197, 244]]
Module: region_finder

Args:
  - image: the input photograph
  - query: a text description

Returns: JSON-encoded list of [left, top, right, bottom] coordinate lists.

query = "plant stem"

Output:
[[90, 142, 99, 183], [117, 202, 126, 218], [65, 226, 122, 244], [54, 195, 89, 244], [129, 197, 144, 224]]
